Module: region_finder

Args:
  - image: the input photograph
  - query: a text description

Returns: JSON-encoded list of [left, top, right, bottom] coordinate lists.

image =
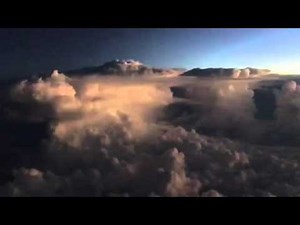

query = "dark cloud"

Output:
[[180, 67, 271, 79]]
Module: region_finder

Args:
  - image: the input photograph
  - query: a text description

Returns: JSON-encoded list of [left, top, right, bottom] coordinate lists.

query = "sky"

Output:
[[1, 28, 300, 78]]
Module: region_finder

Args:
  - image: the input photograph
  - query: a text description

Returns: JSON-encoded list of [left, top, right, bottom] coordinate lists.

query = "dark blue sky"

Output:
[[1, 28, 300, 78]]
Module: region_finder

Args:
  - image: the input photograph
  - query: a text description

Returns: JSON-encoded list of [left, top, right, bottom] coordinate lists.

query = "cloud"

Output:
[[1, 70, 300, 196], [11, 71, 173, 147], [64, 60, 185, 77], [271, 80, 300, 143], [180, 67, 271, 79], [1, 118, 300, 196], [168, 79, 262, 142], [168, 78, 300, 146]]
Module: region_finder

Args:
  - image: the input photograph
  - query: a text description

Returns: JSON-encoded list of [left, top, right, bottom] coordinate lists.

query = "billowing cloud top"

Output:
[[180, 67, 271, 79], [64, 59, 185, 77]]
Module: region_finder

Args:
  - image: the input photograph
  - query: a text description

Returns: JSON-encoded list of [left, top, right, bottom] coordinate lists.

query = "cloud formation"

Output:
[[181, 67, 271, 79], [1, 69, 300, 196], [2, 124, 300, 197], [64, 60, 185, 77]]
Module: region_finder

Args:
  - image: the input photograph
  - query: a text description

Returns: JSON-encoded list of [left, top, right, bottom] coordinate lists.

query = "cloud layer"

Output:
[[1, 69, 300, 196], [180, 67, 271, 79]]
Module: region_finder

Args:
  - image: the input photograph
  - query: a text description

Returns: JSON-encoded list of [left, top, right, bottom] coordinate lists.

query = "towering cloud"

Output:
[[64, 59, 185, 77], [0, 62, 300, 197]]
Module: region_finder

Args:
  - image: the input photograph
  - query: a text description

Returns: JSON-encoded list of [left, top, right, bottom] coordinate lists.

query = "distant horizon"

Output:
[[1, 29, 300, 78], [1, 63, 296, 82]]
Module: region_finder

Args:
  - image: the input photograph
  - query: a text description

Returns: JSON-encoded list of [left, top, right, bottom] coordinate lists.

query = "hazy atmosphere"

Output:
[[1, 28, 300, 197]]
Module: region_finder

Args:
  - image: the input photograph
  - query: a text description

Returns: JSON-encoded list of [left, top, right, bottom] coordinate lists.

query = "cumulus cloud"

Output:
[[180, 67, 271, 79], [239, 69, 250, 78], [11, 71, 173, 147], [168, 77, 300, 146], [168, 79, 263, 142], [64, 59, 185, 77], [269, 80, 300, 143], [3, 123, 300, 197], [1, 69, 300, 197]]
